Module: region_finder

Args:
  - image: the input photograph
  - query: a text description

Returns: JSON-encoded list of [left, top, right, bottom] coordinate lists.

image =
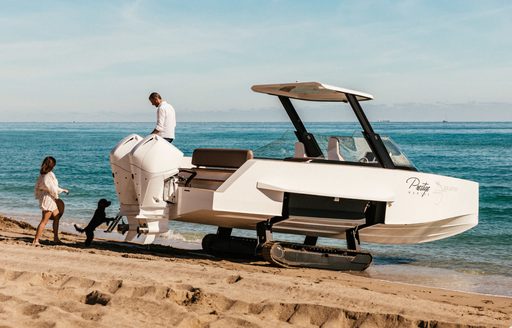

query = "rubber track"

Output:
[[202, 234, 258, 258], [261, 241, 372, 271]]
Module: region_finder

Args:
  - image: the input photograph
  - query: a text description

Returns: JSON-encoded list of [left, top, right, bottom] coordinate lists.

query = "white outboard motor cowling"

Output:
[[129, 135, 183, 219], [110, 134, 143, 217]]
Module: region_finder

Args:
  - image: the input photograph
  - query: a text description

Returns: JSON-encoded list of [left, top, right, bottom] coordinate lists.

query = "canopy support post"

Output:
[[278, 96, 323, 158], [346, 94, 395, 169]]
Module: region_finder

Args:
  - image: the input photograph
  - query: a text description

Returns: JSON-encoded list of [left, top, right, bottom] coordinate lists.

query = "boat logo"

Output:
[[406, 177, 430, 197]]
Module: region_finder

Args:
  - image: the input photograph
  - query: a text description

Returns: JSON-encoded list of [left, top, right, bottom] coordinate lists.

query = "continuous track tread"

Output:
[[261, 241, 286, 267], [203, 236, 373, 271], [261, 241, 372, 271], [202, 234, 258, 258]]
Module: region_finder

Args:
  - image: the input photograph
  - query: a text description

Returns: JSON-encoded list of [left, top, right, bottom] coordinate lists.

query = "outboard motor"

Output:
[[127, 134, 183, 243], [110, 134, 143, 217]]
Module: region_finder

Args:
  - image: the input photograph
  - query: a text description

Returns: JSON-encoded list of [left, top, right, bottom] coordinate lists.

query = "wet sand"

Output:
[[0, 215, 511, 328]]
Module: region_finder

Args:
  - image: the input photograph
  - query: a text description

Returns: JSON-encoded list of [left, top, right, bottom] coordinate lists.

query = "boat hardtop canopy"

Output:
[[251, 82, 373, 102], [251, 81, 399, 169]]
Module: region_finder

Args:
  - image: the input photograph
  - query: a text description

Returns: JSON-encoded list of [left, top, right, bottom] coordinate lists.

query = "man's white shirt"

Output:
[[155, 101, 176, 139]]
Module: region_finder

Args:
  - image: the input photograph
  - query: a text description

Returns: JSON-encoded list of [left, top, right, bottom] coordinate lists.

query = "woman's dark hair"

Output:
[[40, 156, 56, 174]]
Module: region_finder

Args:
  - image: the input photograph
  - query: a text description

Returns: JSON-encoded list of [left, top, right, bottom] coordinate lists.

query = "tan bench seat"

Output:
[[180, 148, 253, 190]]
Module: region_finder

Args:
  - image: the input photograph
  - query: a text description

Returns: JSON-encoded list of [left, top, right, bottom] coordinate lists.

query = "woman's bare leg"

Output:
[[33, 211, 53, 245], [53, 199, 65, 243], [52, 209, 61, 243]]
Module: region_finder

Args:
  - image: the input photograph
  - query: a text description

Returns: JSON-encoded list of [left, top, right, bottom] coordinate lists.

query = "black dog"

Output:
[[74, 199, 113, 247]]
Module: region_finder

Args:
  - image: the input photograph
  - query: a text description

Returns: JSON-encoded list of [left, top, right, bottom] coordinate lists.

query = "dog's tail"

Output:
[[74, 224, 85, 233]]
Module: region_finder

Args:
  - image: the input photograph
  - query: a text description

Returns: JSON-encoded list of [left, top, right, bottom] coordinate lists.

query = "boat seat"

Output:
[[294, 142, 306, 158], [327, 136, 344, 161], [180, 148, 253, 190], [285, 141, 324, 162]]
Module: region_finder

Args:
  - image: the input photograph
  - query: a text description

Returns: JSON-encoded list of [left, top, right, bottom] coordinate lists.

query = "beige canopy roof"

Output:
[[251, 82, 373, 102]]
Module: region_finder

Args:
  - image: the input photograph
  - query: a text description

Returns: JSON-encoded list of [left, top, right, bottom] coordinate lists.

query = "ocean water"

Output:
[[0, 121, 511, 296]]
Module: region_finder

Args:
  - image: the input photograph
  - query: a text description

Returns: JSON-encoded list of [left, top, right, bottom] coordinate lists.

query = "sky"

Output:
[[0, 0, 511, 122]]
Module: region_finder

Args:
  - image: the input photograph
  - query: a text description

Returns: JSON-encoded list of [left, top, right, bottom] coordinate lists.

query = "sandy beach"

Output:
[[0, 215, 510, 328]]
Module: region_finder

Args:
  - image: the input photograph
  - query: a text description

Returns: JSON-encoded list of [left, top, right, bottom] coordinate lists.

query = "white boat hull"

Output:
[[168, 207, 477, 245], [166, 157, 478, 244], [111, 136, 478, 245]]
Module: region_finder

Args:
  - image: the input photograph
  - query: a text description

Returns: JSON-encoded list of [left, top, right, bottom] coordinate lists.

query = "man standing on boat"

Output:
[[149, 92, 176, 143]]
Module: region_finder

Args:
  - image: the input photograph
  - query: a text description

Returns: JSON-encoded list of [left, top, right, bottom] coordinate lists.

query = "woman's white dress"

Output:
[[34, 172, 64, 212]]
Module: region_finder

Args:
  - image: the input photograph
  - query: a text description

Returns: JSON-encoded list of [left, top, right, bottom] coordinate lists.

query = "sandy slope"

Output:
[[0, 215, 510, 328]]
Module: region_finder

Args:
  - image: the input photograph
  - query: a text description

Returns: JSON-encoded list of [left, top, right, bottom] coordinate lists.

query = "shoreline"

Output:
[[0, 215, 511, 327], [4, 211, 512, 298]]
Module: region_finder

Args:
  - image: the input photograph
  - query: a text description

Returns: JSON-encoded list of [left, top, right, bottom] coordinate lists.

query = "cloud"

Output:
[[0, 1, 511, 121]]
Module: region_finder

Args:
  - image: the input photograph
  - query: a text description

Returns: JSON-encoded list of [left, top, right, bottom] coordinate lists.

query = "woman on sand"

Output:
[[33, 156, 68, 245]]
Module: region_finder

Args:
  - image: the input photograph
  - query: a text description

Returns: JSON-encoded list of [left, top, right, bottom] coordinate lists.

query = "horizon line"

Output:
[[0, 121, 511, 124]]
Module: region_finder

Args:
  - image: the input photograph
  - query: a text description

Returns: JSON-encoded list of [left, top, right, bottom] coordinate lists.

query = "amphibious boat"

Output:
[[109, 82, 479, 271]]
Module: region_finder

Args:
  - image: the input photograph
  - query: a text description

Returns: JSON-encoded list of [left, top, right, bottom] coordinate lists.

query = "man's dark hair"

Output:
[[149, 92, 161, 100]]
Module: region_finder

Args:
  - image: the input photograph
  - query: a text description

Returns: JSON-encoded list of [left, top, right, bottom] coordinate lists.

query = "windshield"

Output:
[[320, 133, 415, 168], [253, 130, 297, 158], [254, 130, 415, 169], [381, 136, 414, 167]]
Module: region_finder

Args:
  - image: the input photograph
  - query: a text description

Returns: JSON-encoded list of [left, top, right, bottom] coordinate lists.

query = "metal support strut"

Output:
[[345, 227, 361, 251], [217, 227, 232, 238], [256, 216, 288, 253]]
